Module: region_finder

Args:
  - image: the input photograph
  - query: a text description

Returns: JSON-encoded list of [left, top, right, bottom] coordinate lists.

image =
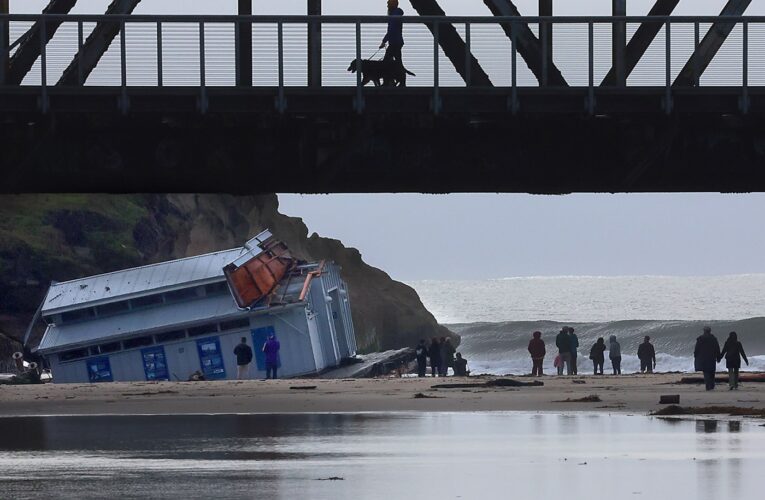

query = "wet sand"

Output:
[[1, 373, 763, 416]]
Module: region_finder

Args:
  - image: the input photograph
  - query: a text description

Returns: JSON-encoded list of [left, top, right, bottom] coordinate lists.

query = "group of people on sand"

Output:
[[527, 326, 749, 390], [415, 337, 469, 377]]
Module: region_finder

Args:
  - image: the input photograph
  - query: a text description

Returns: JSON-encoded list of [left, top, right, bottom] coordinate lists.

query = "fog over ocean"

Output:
[[410, 274, 765, 375]]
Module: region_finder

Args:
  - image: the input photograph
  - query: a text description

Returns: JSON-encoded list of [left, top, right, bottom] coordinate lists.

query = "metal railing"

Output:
[[1, 14, 763, 114]]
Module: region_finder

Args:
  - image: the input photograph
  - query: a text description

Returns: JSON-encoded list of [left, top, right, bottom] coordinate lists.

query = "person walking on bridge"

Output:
[[380, 0, 405, 67]]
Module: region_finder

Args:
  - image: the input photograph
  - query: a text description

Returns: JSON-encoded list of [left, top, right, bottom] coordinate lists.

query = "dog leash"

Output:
[[368, 47, 384, 60]]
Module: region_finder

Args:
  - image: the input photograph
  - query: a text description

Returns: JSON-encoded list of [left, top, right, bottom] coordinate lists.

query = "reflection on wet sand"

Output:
[[1, 413, 763, 500]]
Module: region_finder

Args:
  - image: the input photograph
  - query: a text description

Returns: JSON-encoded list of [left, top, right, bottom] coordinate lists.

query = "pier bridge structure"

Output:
[[1, 0, 765, 193]]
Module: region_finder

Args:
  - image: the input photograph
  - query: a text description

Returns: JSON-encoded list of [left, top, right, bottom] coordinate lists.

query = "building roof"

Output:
[[41, 248, 245, 315], [38, 293, 245, 352]]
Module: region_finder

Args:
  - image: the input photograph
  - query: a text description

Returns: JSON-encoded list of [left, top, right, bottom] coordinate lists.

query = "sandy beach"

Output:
[[1, 374, 763, 417]]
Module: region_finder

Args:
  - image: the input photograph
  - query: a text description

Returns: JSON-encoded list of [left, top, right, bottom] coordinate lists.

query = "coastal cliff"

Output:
[[0, 194, 455, 356]]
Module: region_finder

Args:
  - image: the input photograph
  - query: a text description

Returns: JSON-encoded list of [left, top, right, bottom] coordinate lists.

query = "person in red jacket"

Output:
[[528, 331, 546, 377]]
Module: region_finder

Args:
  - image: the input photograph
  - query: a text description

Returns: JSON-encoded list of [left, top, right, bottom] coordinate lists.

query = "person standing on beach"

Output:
[[719, 331, 749, 390], [589, 337, 607, 375], [638, 336, 656, 373], [441, 337, 456, 376], [555, 328, 571, 375], [429, 337, 441, 377], [453, 353, 469, 377], [527, 331, 546, 377], [568, 327, 580, 375], [694, 326, 721, 390], [415, 339, 429, 377], [262, 334, 281, 380], [608, 335, 622, 375], [233, 337, 253, 380]]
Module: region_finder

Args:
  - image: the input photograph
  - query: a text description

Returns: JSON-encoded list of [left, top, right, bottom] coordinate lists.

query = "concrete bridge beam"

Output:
[[601, 0, 679, 87], [5, 0, 76, 85], [674, 0, 751, 87], [483, 0, 567, 87], [57, 0, 142, 86], [410, 0, 492, 87]]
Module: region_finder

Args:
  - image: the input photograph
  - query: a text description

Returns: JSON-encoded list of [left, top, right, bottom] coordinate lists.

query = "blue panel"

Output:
[[196, 337, 226, 380], [251, 326, 280, 370], [86, 357, 113, 383], [141, 346, 169, 381]]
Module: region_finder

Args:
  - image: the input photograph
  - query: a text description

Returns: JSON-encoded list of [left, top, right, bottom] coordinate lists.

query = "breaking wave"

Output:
[[449, 318, 765, 375]]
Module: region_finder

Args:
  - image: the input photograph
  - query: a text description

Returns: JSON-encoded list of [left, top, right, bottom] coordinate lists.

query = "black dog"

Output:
[[347, 59, 416, 87]]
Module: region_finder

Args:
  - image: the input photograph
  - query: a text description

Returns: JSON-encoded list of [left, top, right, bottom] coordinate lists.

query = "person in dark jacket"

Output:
[[555, 328, 571, 375], [568, 327, 580, 375], [380, 0, 405, 66], [440, 337, 456, 376], [637, 336, 656, 373], [233, 337, 253, 380], [453, 353, 469, 377], [719, 331, 749, 390], [589, 337, 607, 375], [694, 326, 721, 390], [415, 339, 429, 377], [528, 331, 546, 377], [429, 337, 441, 377], [262, 334, 281, 380], [608, 335, 622, 375]]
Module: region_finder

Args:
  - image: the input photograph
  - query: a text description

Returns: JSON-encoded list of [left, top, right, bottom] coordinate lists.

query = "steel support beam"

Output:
[[483, 0, 567, 87], [308, 0, 321, 87], [539, 0, 552, 66], [57, 0, 141, 86], [674, 0, 751, 87], [601, 0, 679, 86], [612, 0, 626, 86], [237, 0, 252, 87], [410, 0, 492, 87], [5, 0, 76, 85]]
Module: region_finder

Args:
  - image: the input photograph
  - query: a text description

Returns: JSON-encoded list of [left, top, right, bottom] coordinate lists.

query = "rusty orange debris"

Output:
[[223, 231, 297, 309]]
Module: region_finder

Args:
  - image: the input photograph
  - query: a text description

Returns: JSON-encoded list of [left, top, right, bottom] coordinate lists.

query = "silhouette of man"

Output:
[[380, 0, 404, 67]]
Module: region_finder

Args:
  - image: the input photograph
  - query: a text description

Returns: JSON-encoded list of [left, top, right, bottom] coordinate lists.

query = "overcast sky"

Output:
[[279, 194, 765, 281], [12, 0, 765, 15]]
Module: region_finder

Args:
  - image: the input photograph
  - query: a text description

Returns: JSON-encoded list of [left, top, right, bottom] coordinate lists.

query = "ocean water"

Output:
[[1, 413, 764, 500], [408, 275, 765, 375]]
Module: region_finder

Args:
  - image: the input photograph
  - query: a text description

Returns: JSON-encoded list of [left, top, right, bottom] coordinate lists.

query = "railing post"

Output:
[[612, 0, 626, 87], [308, 0, 322, 87], [354, 21, 363, 114], [541, 19, 548, 87], [119, 20, 128, 115], [693, 21, 699, 87], [741, 20, 749, 114], [664, 20, 672, 114], [39, 17, 48, 114], [157, 21, 163, 87], [276, 21, 285, 113], [510, 21, 518, 114], [77, 21, 84, 85], [237, 0, 253, 87], [199, 21, 208, 114], [433, 20, 441, 114], [539, 0, 553, 67], [588, 21, 594, 115], [465, 22, 471, 87]]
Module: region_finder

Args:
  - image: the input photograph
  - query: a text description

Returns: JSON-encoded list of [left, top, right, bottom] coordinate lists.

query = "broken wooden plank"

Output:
[[483, 0, 567, 87], [602, 0, 679, 86], [674, 0, 751, 87], [6, 0, 77, 85], [409, 0, 492, 87], [57, 0, 142, 86]]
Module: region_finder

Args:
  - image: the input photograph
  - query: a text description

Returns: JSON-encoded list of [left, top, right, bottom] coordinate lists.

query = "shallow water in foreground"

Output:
[[1, 413, 763, 500]]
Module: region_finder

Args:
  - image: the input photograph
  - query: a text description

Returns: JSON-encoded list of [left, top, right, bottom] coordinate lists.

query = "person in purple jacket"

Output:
[[262, 334, 281, 380]]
